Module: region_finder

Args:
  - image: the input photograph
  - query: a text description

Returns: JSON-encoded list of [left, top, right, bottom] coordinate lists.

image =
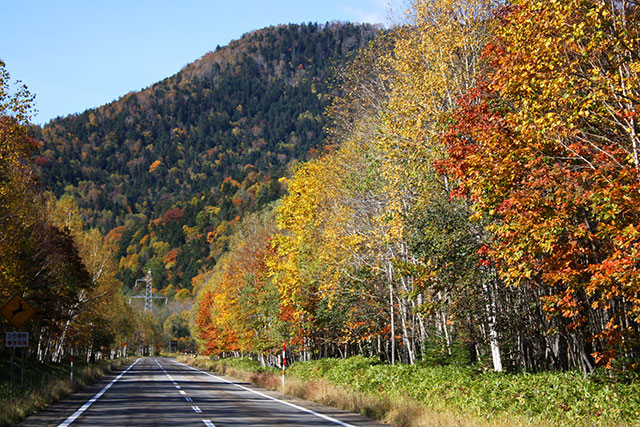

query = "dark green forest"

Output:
[[34, 22, 381, 293]]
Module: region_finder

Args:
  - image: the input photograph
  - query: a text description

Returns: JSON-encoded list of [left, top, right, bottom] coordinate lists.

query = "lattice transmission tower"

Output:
[[129, 269, 167, 311]]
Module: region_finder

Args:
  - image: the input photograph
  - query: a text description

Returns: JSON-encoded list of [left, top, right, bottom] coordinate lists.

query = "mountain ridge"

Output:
[[35, 22, 382, 291]]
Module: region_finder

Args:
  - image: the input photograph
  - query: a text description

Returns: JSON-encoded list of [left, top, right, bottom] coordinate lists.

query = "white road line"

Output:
[[172, 360, 356, 427], [202, 420, 216, 427], [58, 358, 141, 427], [156, 359, 201, 414]]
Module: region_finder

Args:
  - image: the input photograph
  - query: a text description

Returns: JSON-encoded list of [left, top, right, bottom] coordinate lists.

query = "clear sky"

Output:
[[1, 0, 405, 125]]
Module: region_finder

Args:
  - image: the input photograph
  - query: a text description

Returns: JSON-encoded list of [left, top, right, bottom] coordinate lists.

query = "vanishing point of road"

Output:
[[21, 357, 382, 426]]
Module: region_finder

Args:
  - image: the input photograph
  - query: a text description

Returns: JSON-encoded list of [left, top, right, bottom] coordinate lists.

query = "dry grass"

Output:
[[0, 358, 132, 427], [182, 357, 543, 426]]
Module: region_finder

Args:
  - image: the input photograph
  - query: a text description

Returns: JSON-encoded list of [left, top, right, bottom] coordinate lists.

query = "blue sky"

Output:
[[1, 0, 404, 125]]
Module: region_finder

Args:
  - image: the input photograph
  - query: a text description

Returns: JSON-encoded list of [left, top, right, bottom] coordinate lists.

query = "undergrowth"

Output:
[[184, 355, 640, 426]]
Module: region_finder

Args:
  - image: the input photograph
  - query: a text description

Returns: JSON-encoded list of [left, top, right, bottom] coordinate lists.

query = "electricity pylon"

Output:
[[129, 269, 167, 311]]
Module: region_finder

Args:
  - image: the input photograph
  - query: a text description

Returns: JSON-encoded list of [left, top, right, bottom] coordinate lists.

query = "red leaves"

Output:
[[162, 207, 184, 224], [438, 0, 640, 368]]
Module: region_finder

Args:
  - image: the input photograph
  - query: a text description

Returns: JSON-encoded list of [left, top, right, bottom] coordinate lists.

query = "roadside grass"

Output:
[[181, 356, 527, 426], [0, 354, 132, 427], [181, 355, 640, 426]]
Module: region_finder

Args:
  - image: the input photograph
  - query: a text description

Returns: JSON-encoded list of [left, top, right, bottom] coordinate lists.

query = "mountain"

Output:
[[34, 22, 382, 292]]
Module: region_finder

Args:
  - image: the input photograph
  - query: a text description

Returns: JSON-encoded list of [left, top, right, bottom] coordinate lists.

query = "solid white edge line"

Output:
[[172, 360, 355, 427], [57, 358, 141, 427]]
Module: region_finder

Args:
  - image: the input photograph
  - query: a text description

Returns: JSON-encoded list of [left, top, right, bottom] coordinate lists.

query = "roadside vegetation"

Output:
[[183, 355, 640, 426], [0, 355, 132, 426]]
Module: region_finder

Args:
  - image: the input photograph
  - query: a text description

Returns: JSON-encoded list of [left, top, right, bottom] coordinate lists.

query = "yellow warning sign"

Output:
[[1, 295, 35, 328]]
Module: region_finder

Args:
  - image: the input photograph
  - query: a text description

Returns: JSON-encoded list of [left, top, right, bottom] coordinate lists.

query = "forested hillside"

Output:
[[34, 22, 381, 292]]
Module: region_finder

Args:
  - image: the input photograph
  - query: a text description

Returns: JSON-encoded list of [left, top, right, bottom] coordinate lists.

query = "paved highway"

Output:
[[21, 357, 381, 426]]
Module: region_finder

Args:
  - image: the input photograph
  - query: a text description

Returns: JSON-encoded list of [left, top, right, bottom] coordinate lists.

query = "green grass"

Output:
[[287, 356, 640, 425], [0, 353, 132, 427], [184, 355, 640, 425]]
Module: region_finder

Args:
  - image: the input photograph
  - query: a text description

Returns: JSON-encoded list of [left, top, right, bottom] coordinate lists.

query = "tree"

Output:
[[442, 0, 640, 371], [0, 60, 38, 297]]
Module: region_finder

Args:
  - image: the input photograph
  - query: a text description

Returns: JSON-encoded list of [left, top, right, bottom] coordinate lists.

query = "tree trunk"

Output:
[[388, 262, 396, 365], [482, 279, 503, 372]]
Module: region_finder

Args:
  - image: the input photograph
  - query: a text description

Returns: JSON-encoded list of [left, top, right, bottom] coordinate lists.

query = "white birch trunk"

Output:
[[482, 280, 503, 372]]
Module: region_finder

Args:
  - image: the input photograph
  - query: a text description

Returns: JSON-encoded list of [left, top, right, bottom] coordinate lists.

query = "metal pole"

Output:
[[10, 346, 14, 390], [70, 343, 74, 383], [144, 269, 153, 311], [281, 341, 286, 389], [20, 327, 24, 389], [20, 347, 24, 388]]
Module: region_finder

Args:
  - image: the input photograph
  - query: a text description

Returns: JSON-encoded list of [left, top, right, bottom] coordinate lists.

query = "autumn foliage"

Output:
[[440, 0, 640, 370], [192, 0, 640, 374], [0, 61, 137, 364]]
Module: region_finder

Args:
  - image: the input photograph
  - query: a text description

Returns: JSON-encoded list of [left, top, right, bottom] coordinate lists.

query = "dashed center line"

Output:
[[173, 360, 355, 427], [156, 359, 208, 420]]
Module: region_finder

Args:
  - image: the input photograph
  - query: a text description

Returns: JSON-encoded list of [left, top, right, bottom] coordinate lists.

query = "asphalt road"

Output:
[[21, 357, 382, 426]]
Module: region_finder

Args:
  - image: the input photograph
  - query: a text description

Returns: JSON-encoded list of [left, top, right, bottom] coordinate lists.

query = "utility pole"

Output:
[[129, 269, 167, 311]]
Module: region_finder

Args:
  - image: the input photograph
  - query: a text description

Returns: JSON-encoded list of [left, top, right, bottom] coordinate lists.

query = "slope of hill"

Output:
[[35, 22, 382, 291]]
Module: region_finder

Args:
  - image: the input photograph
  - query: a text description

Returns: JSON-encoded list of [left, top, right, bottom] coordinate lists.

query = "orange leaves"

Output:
[[194, 209, 281, 356], [163, 248, 180, 265], [440, 0, 640, 368], [148, 159, 162, 173], [105, 225, 127, 245]]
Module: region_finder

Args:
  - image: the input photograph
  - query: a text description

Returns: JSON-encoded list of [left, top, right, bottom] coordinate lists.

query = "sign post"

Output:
[[5, 332, 29, 389], [21, 332, 24, 388], [2, 295, 35, 390], [9, 346, 13, 390]]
